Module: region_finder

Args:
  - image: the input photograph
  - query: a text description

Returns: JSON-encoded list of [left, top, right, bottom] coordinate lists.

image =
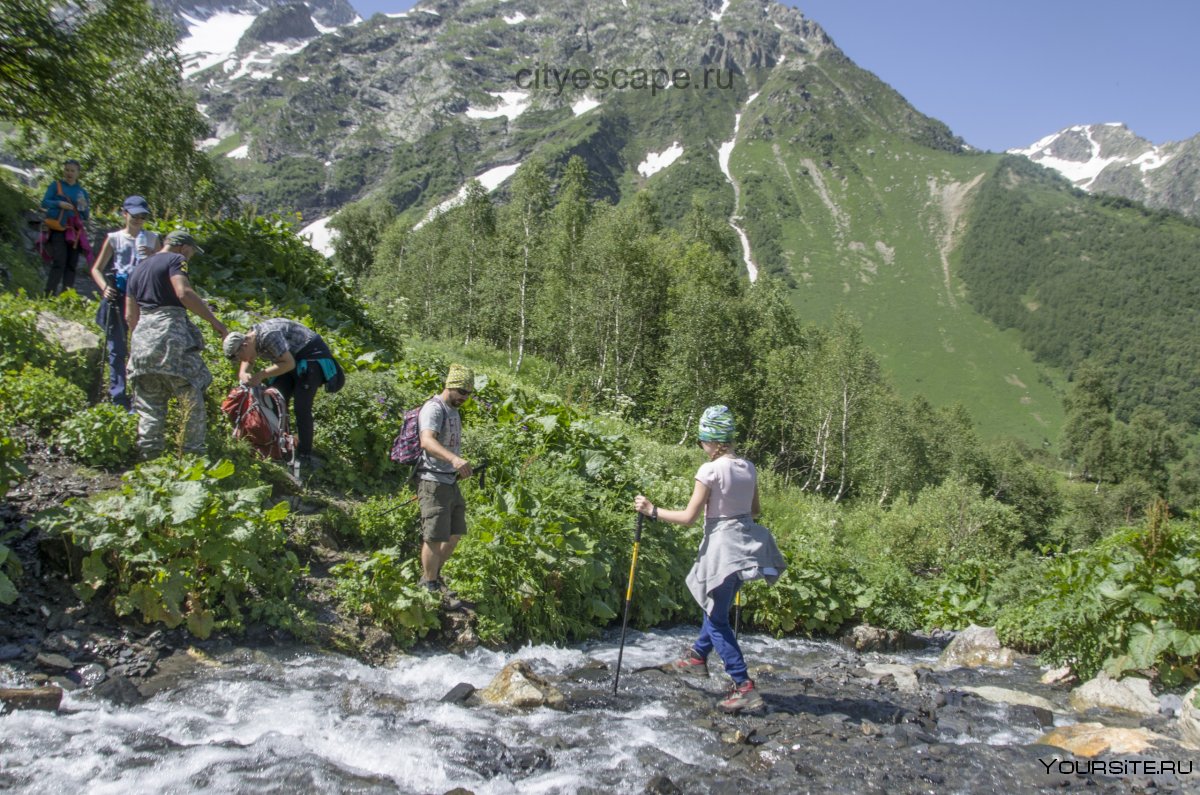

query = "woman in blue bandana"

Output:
[[634, 405, 786, 714]]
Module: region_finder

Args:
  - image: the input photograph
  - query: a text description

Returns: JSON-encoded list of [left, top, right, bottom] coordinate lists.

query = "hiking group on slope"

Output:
[[39, 162, 787, 715]]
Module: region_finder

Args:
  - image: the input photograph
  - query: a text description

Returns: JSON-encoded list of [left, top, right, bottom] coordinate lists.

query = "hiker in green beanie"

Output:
[[634, 405, 787, 714], [415, 363, 477, 606]]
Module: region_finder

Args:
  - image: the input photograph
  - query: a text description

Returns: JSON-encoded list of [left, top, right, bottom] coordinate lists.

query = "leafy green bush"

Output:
[[918, 559, 996, 631], [0, 364, 88, 434], [856, 563, 922, 632], [996, 502, 1200, 684], [0, 433, 26, 499], [39, 457, 304, 638], [312, 367, 416, 493], [0, 294, 64, 375], [180, 214, 375, 337], [54, 403, 138, 469], [331, 551, 440, 647], [349, 494, 420, 550], [0, 530, 21, 605], [853, 478, 1024, 575], [743, 546, 860, 635]]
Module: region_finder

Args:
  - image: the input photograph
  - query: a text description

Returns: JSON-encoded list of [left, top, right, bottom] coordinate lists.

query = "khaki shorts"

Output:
[[417, 479, 467, 542]]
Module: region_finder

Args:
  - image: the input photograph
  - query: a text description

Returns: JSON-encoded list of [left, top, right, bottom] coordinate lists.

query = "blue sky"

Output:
[[350, 0, 1200, 152]]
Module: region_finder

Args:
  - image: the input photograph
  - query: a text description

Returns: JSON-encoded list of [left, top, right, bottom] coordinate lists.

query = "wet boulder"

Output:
[[840, 624, 923, 653], [35, 311, 101, 400], [1068, 671, 1159, 716], [1179, 684, 1200, 747], [862, 662, 919, 694], [936, 625, 1016, 670], [478, 660, 565, 710], [956, 685, 1057, 713], [1036, 722, 1167, 757]]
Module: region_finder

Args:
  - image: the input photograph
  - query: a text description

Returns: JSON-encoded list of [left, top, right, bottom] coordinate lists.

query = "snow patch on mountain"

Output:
[[179, 11, 258, 76], [465, 92, 529, 120], [571, 97, 601, 116], [637, 143, 684, 177], [301, 215, 338, 258], [414, 163, 522, 230]]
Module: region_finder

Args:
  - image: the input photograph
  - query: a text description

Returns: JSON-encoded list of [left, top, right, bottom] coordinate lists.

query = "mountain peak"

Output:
[[1010, 123, 1200, 218]]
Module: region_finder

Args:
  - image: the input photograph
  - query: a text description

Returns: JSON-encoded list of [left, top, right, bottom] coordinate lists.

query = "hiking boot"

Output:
[[434, 578, 473, 610], [664, 648, 709, 676], [719, 679, 764, 713]]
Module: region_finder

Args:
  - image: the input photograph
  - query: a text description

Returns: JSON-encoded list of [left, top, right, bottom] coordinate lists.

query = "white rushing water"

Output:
[[3, 629, 810, 794]]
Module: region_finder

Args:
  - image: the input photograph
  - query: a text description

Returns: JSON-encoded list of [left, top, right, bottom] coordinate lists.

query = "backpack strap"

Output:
[[411, 395, 451, 479]]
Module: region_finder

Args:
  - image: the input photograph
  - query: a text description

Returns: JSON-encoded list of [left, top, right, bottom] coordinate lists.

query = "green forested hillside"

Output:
[[957, 156, 1200, 428]]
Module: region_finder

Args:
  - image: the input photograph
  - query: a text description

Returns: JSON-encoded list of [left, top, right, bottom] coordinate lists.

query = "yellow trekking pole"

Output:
[[612, 512, 644, 694]]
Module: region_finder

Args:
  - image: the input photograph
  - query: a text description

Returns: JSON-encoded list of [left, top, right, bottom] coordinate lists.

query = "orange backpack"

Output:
[[42, 180, 71, 232], [220, 385, 296, 461]]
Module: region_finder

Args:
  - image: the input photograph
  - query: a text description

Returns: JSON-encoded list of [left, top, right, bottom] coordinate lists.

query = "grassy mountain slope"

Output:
[[727, 56, 1065, 445]]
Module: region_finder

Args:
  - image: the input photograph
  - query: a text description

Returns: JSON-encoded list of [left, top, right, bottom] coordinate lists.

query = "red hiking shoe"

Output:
[[719, 679, 764, 713], [663, 648, 709, 676]]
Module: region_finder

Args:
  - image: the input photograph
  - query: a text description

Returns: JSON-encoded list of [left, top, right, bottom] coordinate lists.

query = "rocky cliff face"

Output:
[[156, 0, 357, 31], [1011, 123, 1200, 219], [188, 0, 965, 225]]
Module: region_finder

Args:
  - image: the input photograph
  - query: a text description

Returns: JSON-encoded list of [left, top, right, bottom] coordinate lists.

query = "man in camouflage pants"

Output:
[[125, 231, 228, 458]]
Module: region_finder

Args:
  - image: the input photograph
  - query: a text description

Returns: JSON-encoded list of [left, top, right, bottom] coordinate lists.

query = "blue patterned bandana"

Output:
[[698, 405, 735, 442]]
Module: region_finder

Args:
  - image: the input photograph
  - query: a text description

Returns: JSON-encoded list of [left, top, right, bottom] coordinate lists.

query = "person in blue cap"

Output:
[[90, 196, 161, 409], [634, 405, 786, 714]]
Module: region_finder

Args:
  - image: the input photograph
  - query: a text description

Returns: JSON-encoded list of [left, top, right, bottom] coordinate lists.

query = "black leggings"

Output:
[[273, 363, 324, 456], [45, 231, 81, 295]]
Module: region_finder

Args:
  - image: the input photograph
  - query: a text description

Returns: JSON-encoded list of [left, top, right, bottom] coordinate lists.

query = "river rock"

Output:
[[840, 624, 923, 653], [35, 652, 74, 671], [1040, 665, 1075, 685], [1069, 671, 1159, 716], [0, 686, 63, 713], [35, 311, 101, 399], [645, 774, 682, 794], [956, 685, 1057, 712], [1179, 684, 1200, 747], [92, 674, 145, 706], [75, 663, 106, 688], [440, 682, 476, 704], [937, 625, 1016, 670], [1036, 722, 1167, 757], [477, 660, 564, 710], [863, 663, 919, 694]]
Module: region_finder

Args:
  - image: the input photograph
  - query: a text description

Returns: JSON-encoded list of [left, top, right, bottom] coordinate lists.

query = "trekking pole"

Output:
[[379, 461, 489, 518], [613, 511, 644, 695]]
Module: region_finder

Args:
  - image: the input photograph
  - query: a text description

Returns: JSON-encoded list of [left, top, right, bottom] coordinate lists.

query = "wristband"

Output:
[[651, 506, 658, 521]]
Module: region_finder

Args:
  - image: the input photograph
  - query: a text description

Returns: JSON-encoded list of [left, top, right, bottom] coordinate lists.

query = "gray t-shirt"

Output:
[[254, 318, 321, 361], [417, 396, 461, 484]]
